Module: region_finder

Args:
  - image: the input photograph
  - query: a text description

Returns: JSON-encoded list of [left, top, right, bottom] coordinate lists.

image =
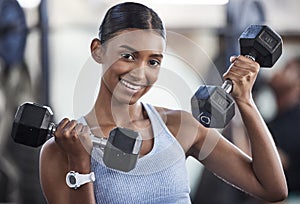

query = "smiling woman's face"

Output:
[[100, 29, 166, 105]]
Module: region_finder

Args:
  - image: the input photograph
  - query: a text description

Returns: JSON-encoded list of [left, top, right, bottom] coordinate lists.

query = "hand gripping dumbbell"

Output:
[[11, 102, 143, 172], [191, 25, 282, 128]]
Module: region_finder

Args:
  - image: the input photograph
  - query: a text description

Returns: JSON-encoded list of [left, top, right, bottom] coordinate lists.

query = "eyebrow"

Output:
[[119, 45, 164, 59]]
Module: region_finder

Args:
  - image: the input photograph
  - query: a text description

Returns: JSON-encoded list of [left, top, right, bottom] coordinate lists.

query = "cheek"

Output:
[[146, 69, 160, 84], [103, 62, 125, 80], [102, 64, 122, 87], [111, 61, 134, 76]]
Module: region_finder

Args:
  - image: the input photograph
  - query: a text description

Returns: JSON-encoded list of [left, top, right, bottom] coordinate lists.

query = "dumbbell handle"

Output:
[[48, 122, 108, 150], [91, 134, 108, 150], [221, 80, 233, 93], [221, 55, 256, 94]]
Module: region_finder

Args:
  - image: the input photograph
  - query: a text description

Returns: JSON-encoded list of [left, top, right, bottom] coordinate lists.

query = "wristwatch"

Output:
[[66, 171, 95, 189]]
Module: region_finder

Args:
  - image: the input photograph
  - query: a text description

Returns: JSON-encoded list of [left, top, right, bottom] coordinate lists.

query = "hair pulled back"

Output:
[[98, 2, 166, 44]]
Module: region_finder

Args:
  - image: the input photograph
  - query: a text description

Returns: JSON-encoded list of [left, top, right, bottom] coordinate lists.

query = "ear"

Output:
[[90, 38, 103, 63]]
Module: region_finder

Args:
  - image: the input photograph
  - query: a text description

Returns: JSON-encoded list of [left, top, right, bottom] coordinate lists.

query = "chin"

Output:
[[117, 90, 147, 106]]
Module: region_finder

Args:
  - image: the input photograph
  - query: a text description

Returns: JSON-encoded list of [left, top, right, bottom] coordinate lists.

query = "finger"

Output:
[[78, 125, 93, 153], [82, 125, 91, 135], [225, 59, 259, 82], [225, 56, 249, 78], [233, 55, 260, 71], [64, 120, 78, 131], [224, 68, 254, 85], [229, 66, 252, 77], [224, 70, 243, 83], [223, 62, 249, 79], [75, 123, 84, 134], [54, 118, 70, 138], [60, 120, 78, 139], [230, 55, 238, 63], [56, 118, 70, 131], [77, 125, 90, 138]]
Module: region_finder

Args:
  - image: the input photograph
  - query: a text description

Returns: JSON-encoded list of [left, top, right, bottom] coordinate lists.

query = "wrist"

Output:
[[236, 97, 261, 120], [235, 95, 254, 108], [68, 156, 91, 173]]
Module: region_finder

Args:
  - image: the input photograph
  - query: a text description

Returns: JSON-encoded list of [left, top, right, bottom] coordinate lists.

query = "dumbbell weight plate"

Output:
[[11, 102, 53, 147]]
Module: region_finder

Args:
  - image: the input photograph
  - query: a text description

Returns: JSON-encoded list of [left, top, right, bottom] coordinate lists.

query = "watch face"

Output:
[[68, 175, 76, 185]]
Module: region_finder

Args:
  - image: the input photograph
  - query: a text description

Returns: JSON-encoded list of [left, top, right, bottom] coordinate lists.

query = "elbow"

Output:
[[265, 185, 288, 202], [270, 192, 288, 203], [275, 187, 289, 202]]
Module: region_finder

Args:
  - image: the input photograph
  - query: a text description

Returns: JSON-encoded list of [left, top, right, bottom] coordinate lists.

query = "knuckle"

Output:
[[61, 118, 70, 125], [63, 118, 70, 122], [57, 118, 69, 129], [70, 128, 78, 136], [61, 129, 70, 137], [75, 123, 83, 132], [70, 120, 78, 126]]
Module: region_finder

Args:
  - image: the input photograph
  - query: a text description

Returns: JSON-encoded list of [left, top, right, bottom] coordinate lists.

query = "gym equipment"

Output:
[[191, 25, 282, 128], [11, 102, 143, 172]]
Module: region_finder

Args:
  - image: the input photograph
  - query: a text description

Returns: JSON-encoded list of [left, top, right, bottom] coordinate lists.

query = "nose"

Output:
[[128, 62, 147, 81]]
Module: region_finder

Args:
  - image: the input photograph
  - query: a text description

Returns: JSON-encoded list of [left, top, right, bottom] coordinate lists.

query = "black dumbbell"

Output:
[[191, 25, 282, 128], [11, 102, 143, 172]]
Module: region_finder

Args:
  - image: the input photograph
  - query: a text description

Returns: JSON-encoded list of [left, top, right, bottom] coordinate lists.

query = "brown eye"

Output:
[[149, 59, 160, 68], [121, 53, 135, 61]]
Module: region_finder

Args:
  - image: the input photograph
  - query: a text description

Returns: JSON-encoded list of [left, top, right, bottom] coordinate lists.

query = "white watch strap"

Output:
[[66, 171, 95, 189], [77, 172, 95, 186]]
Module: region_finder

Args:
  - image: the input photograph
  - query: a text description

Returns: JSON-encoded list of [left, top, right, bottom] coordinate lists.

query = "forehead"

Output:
[[104, 30, 166, 53]]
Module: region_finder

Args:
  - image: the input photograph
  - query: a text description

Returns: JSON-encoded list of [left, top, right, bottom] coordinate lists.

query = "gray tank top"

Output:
[[84, 103, 191, 204]]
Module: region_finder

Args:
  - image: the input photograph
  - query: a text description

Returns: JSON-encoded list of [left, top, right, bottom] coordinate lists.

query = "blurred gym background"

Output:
[[0, 0, 299, 203]]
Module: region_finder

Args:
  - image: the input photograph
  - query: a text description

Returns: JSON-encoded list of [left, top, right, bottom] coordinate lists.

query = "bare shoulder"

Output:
[[153, 106, 207, 152], [153, 106, 201, 128], [153, 106, 191, 122]]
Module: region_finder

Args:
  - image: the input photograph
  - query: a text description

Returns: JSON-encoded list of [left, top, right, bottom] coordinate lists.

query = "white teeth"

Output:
[[120, 79, 143, 90]]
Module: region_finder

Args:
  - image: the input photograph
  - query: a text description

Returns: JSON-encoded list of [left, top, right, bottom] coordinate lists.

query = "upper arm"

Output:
[[190, 128, 265, 199], [39, 138, 69, 204], [157, 107, 265, 198]]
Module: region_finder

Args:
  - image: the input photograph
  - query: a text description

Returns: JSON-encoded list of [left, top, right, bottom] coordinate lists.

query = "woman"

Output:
[[40, 2, 287, 204]]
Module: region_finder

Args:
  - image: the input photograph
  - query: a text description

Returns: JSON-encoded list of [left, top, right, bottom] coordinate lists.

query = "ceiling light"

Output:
[[142, 0, 229, 5], [17, 0, 41, 9], [161, 0, 228, 5]]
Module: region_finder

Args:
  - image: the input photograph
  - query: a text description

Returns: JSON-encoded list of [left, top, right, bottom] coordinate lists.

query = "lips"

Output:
[[120, 79, 144, 91]]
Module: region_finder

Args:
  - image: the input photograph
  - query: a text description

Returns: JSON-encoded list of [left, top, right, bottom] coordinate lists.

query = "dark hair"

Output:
[[98, 2, 166, 44]]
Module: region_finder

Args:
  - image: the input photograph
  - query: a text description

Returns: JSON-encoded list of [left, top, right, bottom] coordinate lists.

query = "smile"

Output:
[[120, 79, 144, 91]]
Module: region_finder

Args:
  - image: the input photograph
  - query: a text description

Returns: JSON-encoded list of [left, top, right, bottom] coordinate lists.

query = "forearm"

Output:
[[237, 99, 287, 198], [67, 184, 96, 204]]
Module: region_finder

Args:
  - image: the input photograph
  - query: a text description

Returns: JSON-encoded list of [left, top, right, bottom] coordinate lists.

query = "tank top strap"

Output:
[[141, 102, 177, 144]]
